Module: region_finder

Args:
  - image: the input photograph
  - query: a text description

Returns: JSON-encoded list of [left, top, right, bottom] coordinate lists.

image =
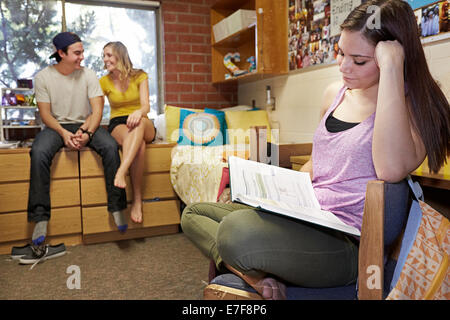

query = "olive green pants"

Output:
[[181, 202, 358, 287]]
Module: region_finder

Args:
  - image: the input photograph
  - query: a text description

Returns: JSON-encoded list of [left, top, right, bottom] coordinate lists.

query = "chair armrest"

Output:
[[358, 180, 385, 300]]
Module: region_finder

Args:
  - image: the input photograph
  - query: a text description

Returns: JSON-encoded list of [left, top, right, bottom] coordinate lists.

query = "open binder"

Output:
[[228, 156, 361, 236]]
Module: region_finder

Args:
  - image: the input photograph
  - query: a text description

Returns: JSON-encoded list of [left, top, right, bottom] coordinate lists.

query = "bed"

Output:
[[153, 104, 272, 205]]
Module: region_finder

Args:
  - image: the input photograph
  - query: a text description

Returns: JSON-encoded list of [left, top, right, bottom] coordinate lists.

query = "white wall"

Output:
[[238, 36, 450, 144]]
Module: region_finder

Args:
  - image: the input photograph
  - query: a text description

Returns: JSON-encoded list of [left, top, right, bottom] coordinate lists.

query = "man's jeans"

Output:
[[27, 124, 127, 222]]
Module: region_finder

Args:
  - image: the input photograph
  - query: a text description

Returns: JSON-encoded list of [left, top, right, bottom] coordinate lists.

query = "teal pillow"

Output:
[[178, 109, 225, 146], [204, 108, 228, 144]]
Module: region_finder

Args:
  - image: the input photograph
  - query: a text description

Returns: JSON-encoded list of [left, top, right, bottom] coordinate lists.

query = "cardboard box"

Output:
[[213, 19, 230, 43], [213, 9, 256, 43]]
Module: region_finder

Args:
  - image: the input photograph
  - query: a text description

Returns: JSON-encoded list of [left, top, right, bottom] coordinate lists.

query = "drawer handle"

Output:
[[143, 197, 161, 203]]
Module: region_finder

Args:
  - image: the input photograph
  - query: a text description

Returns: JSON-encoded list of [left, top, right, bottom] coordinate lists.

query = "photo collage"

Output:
[[413, 0, 449, 38], [289, 0, 337, 70], [289, 0, 450, 72]]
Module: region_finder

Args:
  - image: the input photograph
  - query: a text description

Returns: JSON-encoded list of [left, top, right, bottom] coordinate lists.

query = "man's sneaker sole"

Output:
[[19, 243, 66, 265]]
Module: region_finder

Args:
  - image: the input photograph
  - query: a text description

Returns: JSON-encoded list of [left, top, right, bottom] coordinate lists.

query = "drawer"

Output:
[[79, 148, 103, 177], [0, 206, 82, 243], [0, 149, 79, 183], [82, 199, 180, 234], [144, 145, 173, 173], [0, 178, 81, 213], [80, 173, 176, 206], [79, 144, 174, 177]]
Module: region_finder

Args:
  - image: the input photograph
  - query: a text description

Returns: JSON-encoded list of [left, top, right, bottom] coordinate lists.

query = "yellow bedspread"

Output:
[[170, 145, 249, 205]]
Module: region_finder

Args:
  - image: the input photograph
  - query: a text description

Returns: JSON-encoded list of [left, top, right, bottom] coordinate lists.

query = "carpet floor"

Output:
[[0, 233, 210, 300]]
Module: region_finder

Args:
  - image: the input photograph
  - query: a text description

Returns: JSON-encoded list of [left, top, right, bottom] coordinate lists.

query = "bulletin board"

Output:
[[288, 0, 361, 71], [288, 0, 450, 72]]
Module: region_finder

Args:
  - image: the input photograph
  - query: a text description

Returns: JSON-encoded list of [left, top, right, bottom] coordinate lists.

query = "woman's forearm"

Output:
[[372, 66, 425, 181]]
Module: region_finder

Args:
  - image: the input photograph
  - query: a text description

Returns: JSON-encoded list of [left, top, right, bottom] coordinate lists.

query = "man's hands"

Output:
[[73, 128, 90, 149], [62, 128, 90, 150]]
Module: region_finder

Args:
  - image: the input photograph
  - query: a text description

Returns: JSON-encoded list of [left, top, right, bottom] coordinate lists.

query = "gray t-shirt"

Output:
[[34, 66, 103, 123]]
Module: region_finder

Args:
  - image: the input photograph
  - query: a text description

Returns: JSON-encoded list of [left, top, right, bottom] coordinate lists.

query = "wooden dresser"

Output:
[[0, 148, 82, 254], [0, 143, 181, 254], [79, 143, 180, 244]]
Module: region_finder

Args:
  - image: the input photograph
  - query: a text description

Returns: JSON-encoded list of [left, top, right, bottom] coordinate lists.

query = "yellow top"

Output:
[[100, 71, 148, 119]]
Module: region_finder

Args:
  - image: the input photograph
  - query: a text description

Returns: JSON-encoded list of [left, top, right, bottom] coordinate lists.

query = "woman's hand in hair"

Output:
[[374, 40, 404, 70]]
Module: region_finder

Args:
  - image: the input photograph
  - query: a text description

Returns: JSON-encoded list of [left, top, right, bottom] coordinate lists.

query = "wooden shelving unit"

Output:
[[1, 87, 39, 142], [210, 0, 288, 83]]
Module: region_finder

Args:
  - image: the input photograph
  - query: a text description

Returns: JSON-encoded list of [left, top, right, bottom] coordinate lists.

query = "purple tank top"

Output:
[[312, 86, 377, 231]]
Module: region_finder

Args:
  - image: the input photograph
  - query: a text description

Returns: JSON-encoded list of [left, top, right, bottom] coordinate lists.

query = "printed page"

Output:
[[229, 156, 320, 209]]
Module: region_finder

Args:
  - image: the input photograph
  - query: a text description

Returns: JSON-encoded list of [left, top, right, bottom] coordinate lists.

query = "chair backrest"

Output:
[[383, 180, 410, 246], [358, 179, 411, 300]]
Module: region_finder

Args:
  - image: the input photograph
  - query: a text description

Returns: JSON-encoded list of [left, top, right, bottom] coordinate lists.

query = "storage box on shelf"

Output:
[[213, 9, 256, 43], [211, 0, 288, 83], [79, 143, 180, 244], [1, 87, 40, 143], [0, 148, 82, 254]]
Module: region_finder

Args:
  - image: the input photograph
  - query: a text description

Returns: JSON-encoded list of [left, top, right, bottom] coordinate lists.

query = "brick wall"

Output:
[[161, 0, 238, 109]]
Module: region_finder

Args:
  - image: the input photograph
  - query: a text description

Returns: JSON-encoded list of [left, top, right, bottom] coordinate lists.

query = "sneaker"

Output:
[[11, 244, 33, 260], [19, 243, 66, 267]]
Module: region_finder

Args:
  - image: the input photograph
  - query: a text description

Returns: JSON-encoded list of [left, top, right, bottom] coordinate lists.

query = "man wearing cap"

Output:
[[24, 32, 128, 260]]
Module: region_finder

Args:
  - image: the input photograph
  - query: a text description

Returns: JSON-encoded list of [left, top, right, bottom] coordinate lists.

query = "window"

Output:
[[0, 0, 162, 121]]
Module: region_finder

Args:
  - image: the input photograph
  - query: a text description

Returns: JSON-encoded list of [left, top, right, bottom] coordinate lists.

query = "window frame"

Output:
[[64, 0, 164, 114]]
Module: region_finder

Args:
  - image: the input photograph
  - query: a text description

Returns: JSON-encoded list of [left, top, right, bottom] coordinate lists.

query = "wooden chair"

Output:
[[204, 179, 411, 300]]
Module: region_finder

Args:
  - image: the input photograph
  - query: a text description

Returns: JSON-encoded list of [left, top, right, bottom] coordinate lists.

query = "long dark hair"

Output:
[[341, 0, 450, 173]]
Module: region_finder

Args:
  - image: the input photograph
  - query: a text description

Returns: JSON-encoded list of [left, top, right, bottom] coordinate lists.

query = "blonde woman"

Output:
[[100, 41, 156, 223]]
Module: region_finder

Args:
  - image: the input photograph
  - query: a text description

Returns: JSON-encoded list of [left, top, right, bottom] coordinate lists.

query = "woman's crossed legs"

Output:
[[111, 117, 155, 223]]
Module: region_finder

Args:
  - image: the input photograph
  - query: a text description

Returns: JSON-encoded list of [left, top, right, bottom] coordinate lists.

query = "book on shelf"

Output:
[[228, 156, 361, 236]]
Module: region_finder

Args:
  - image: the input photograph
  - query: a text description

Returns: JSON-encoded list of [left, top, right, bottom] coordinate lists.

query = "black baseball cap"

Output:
[[49, 32, 81, 59]]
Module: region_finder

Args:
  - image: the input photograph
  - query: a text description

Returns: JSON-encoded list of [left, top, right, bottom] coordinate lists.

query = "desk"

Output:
[[410, 172, 450, 190], [278, 143, 312, 168], [290, 155, 311, 171], [411, 159, 450, 219], [411, 159, 450, 190]]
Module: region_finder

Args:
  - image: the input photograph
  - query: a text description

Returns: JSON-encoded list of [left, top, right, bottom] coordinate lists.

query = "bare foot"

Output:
[[253, 277, 287, 300], [130, 201, 143, 223], [114, 172, 127, 189]]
